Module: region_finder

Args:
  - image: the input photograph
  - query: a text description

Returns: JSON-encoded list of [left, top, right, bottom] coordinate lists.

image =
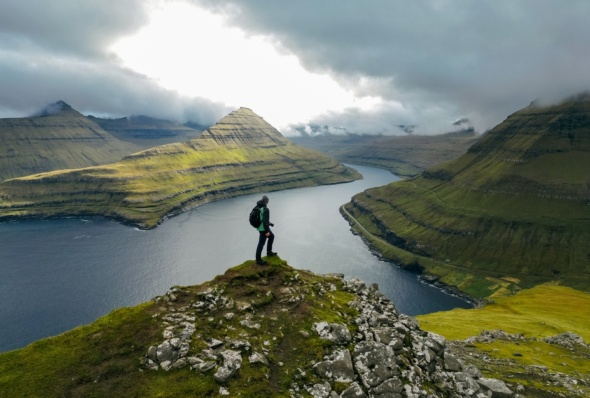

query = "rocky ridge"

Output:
[[140, 260, 516, 397]]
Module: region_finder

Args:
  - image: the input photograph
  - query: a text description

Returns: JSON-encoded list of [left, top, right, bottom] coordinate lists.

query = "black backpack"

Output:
[[249, 206, 262, 228]]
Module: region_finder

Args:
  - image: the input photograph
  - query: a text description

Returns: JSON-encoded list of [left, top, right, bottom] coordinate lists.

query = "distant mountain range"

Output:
[[292, 129, 478, 177], [87, 114, 207, 147], [342, 94, 590, 298], [0, 101, 207, 182], [0, 106, 360, 229]]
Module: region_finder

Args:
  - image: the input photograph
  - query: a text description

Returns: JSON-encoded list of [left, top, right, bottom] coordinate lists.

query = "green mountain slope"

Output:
[[342, 94, 590, 298], [0, 101, 141, 181], [0, 107, 360, 229], [292, 130, 479, 177]]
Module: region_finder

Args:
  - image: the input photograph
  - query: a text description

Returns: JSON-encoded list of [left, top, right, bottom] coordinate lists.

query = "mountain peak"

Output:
[[33, 100, 82, 118], [196, 107, 290, 148]]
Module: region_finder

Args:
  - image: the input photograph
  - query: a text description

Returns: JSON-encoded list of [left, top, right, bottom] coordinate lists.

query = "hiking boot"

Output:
[[267, 251, 277, 257], [256, 259, 268, 265]]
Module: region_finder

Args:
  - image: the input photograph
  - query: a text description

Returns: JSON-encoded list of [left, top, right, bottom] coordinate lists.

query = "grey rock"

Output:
[[371, 377, 403, 396], [249, 352, 270, 367], [228, 339, 251, 351], [477, 377, 513, 397], [315, 322, 352, 345], [353, 341, 398, 388], [207, 338, 224, 349], [464, 364, 483, 379], [373, 327, 403, 349], [544, 332, 587, 348], [453, 372, 481, 396], [425, 332, 446, 355], [345, 278, 367, 293], [159, 360, 172, 371], [314, 349, 355, 382], [340, 382, 367, 397], [147, 345, 158, 362], [156, 340, 178, 364], [443, 352, 463, 372], [307, 381, 333, 398], [214, 350, 242, 383], [170, 357, 187, 370]]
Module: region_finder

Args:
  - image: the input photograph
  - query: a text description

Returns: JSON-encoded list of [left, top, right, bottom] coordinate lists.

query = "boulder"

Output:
[[353, 341, 398, 389], [340, 382, 367, 398], [313, 349, 355, 382], [214, 350, 242, 384], [477, 377, 513, 397]]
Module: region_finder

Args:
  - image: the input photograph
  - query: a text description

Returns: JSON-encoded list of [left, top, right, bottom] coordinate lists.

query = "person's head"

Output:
[[261, 195, 269, 204]]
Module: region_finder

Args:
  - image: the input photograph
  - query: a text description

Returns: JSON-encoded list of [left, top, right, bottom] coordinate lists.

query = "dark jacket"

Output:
[[256, 200, 271, 233]]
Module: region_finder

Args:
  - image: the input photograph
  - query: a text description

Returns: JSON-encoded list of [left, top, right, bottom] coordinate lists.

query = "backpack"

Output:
[[249, 206, 263, 228]]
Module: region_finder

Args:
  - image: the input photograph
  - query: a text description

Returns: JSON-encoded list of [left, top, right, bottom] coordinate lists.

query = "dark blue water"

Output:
[[0, 165, 471, 352]]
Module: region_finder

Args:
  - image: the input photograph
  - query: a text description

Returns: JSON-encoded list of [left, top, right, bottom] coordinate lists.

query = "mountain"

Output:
[[88, 114, 205, 147], [0, 107, 360, 229], [292, 130, 479, 177], [0, 101, 141, 181], [342, 95, 590, 298], [0, 257, 527, 398]]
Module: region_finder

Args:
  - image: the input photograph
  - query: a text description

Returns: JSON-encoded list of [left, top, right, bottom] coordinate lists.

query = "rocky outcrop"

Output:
[[140, 274, 515, 397]]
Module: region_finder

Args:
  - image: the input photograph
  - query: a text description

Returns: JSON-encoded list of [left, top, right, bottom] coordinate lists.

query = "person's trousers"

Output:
[[256, 230, 274, 260]]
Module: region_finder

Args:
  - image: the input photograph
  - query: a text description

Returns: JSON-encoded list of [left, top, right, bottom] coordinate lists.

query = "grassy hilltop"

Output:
[[0, 107, 360, 229], [342, 94, 590, 298], [1, 258, 587, 397]]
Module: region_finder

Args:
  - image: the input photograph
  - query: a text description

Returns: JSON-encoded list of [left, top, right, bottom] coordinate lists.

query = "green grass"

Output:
[[417, 284, 590, 341], [417, 284, 590, 397]]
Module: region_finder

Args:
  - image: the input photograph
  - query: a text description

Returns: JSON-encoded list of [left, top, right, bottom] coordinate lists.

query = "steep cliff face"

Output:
[[0, 107, 360, 228], [0, 101, 140, 181], [343, 95, 590, 298]]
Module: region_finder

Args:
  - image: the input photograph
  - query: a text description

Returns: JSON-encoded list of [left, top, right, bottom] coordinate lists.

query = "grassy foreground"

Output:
[[417, 284, 590, 397]]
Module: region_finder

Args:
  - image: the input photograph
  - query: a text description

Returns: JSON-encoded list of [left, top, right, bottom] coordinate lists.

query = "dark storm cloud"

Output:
[[2, 0, 589, 134], [0, 0, 229, 124], [196, 0, 590, 133]]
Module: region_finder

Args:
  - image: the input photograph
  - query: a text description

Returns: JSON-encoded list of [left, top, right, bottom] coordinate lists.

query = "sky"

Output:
[[1, 0, 589, 136]]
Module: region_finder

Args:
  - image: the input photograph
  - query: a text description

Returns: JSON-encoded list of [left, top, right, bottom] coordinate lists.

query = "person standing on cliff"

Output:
[[255, 195, 276, 265]]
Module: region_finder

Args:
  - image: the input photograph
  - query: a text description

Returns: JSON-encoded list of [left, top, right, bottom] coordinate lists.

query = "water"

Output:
[[0, 165, 471, 352]]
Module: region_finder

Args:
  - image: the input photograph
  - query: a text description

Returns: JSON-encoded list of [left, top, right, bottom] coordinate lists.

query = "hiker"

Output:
[[255, 195, 276, 265]]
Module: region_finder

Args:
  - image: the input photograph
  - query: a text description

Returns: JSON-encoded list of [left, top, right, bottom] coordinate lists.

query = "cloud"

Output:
[[1, 0, 589, 135], [194, 0, 590, 132], [0, 0, 230, 124]]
